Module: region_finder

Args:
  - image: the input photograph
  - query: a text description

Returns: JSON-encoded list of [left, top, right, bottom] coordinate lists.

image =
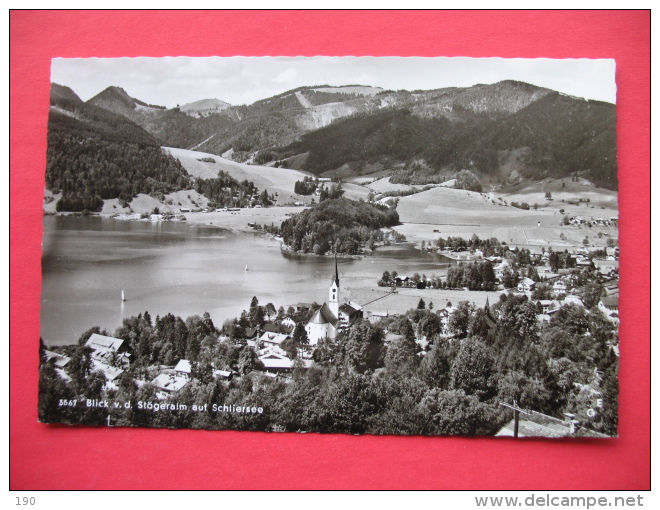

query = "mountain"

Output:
[[46, 84, 192, 212], [258, 86, 617, 189], [179, 98, 231, 117], [87, 86, 167, 117], [50, 83, 84, 106], [77, 80, 617, 190]]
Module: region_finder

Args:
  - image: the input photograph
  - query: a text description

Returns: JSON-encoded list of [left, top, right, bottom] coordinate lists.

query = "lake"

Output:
[[40, 215, 453, 346]]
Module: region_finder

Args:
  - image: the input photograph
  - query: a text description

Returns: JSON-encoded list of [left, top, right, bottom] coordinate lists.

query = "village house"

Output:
[[174, 359, 192, 379], [338, 301, 363, 328], [367, 311, 389, 324], [151, 372, 189, 398], [259, 331, 290, 348], [517, 277, 536, 293], [280, 313, 308, 332], [85, 333, 131, 368], [43, 350, 71, 369], [552, 280, 568, 297], [536, 299, 560, 314], [564, 295, 585, 308], [437, 304, 456, 336], [537, 313, 552, 329], [594, 259, 619, 276], [42, 350, 72, 382], [598, 296, 619, 324]]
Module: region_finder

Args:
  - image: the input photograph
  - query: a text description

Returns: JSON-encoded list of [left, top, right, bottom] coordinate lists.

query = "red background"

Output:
[[10, 10, 650, 490]]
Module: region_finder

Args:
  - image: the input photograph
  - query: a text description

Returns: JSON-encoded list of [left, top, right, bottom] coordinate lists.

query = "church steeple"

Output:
[[328, 255, 339, 318], [333, 254, 340, 287]]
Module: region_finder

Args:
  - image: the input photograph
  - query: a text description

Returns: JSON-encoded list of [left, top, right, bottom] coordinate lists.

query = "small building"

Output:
[[537, 300, 557, 314], [151, 373, 188, 395], [91, 359, 124, 387], [43, 350, 71, 369], [599, 296, 619, 314], [213, 369, 234, 381], [258, 352, 294, 373], [594, 259, 619, 276], [368, 311, 389, 324], [517, 277, 536, 293], [564, 295, 585, 308], [259, 331, 290, 348], [537, 314, 552, 329], [338, 302, 363, 328], [85, 333, 130, 367], [552, 280, 568, 296], [174, 359, 192, 378]]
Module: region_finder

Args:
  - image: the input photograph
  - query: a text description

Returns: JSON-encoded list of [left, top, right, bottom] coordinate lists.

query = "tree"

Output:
[[417, 298, 426, 310], [419, 337, 454, 389], [581, 282, 604, 309], [448, 301, 476, 338], [418, 389, 496, 436], [418, 313, 441, 339], [341, 320, 386, 373], [384, 335, 419, 376], [450, 339, 496, 401], [68, 345, 94, 387], [249, 305, 265, 329], [497, 370, 552, 412], [237, 347, 263, 376], [264, 303, 277, 320], [292, 322, 309, 352]]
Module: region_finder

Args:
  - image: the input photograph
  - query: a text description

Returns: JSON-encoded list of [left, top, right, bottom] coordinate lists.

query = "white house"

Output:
[[174, 359, 192, 378], [553, 280, 568, 296], [594, 259, 619, 276], [259, 331, 290, 348], [517, 277, 536, 292], [85, 333, 130, 367]]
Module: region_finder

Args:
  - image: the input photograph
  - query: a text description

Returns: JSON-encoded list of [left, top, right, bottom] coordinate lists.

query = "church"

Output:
[[305, 256, 363, 345]]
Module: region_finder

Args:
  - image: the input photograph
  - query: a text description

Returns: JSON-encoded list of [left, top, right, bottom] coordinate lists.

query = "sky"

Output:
[[51, 56, 617, 108]]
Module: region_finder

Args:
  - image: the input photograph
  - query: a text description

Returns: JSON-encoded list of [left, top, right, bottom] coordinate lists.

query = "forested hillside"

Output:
[[47, 85, 193, 212], [279, 198, 400, 254], [261, 92, 617, 189]]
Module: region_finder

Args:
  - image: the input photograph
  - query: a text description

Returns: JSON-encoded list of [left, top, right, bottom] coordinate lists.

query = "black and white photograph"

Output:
[[38, 56, 619, 438]]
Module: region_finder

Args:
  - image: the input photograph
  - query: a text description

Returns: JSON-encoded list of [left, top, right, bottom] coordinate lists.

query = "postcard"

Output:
[[38, 56, 619, 437]]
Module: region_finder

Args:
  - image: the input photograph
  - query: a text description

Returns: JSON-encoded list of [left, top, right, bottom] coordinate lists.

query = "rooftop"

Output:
[[86, 333, 125, 352]]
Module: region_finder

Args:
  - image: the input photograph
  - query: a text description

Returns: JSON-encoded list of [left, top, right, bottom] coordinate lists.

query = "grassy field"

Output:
[[166, 147, 370, 205], [347, 285, 504, 316], [493, 178, 618, 215], [165, 147, 316, 206], [393, 185, 618, 251]]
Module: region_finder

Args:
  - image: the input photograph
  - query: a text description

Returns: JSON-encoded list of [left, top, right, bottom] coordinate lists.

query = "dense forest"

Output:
[[279, 198, 400, 254], [47, 96, 194, 212], [39, 290, 618, 436]]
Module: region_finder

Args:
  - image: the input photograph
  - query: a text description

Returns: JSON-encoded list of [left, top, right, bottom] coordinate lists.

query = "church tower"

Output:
[[328, 255, 340, 318]]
